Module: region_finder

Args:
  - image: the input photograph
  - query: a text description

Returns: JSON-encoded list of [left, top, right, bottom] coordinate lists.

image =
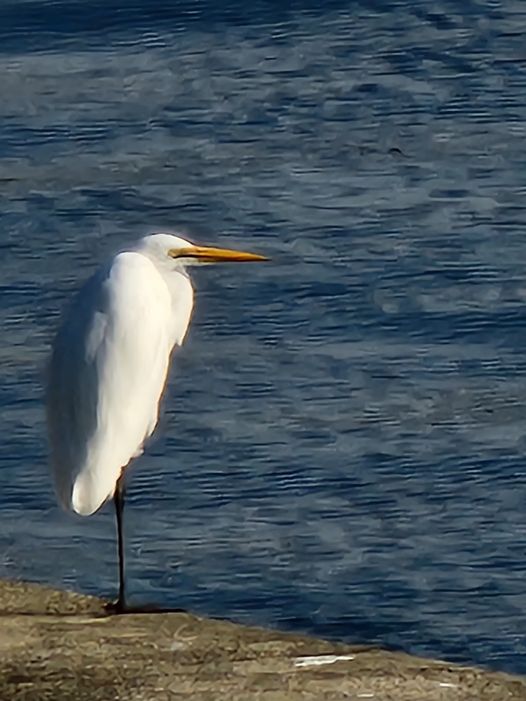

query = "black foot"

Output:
[[104, 598, 126, 615]]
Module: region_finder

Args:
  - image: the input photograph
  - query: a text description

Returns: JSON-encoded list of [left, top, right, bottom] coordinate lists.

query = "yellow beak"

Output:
[[170, 245, 269, 263]]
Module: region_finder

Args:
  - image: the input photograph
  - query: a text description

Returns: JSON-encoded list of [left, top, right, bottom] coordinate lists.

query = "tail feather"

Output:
[[71, 469, 116, 516]]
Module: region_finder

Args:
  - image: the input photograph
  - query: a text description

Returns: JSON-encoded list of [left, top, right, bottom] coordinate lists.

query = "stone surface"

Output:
[[0, 579, 525, 700]]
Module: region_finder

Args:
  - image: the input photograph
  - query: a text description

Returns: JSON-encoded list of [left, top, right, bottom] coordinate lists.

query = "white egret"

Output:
[[46, 233, 267, 612]]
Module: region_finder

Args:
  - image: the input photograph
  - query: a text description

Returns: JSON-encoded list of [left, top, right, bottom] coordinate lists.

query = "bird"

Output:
[[46, 232, 268, 613]]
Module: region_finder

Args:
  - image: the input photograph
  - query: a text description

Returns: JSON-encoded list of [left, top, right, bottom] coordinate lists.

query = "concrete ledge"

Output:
[[0, 580, 524, 700]]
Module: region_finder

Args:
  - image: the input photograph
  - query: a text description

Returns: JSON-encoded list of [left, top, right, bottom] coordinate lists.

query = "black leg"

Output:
[[114, 472, 126, 613]]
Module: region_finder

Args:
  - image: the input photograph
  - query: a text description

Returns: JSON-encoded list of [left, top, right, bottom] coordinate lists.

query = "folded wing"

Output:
[[47, 251, 174, 515]]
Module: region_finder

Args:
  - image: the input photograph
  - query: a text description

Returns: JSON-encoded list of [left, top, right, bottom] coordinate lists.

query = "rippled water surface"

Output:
[[2, 0, 526, 675]]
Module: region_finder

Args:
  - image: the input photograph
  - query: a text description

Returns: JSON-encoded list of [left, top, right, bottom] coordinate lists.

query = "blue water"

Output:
[[2, 0, 526, 675]]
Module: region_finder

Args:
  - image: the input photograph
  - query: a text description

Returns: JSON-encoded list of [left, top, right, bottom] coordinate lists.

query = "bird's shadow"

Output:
[[103, 601, 188, 616]]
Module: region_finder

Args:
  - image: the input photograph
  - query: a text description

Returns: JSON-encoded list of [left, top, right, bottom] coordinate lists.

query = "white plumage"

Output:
[[47, 234, 193, 515], [46, 232, 266, 611]]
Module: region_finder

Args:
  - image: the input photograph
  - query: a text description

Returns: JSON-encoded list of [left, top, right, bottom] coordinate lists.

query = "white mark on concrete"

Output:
[[294, 654, 356, 668], [170, 640, 189, 651], [437, 682, 458, 688]]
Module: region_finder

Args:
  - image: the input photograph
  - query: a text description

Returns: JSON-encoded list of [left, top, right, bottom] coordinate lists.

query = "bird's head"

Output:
[[138, 233, 268, 268]]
